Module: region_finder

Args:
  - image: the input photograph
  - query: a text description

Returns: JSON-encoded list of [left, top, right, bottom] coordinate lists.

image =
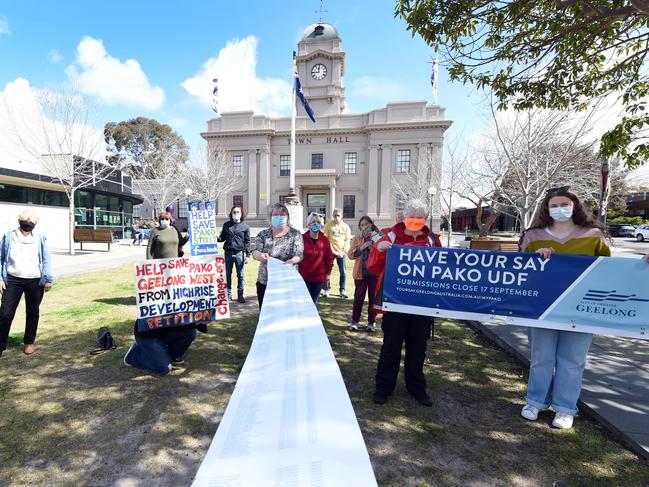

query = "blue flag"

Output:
[[294, 74, 316, 123]]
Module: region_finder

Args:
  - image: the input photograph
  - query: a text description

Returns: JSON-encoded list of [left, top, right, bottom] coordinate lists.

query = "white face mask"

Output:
[[159, 219, 170, 229], [549, 206, 573, 222], [232, 213, 241, 222]]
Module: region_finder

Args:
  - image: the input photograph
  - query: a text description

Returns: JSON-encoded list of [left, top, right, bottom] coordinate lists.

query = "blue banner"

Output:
[[382, 246, 649, 340], [188, 201, 218, 256]]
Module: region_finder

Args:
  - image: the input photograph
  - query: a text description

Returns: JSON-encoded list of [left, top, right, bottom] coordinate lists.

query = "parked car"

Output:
[[634, 224, 649, 242], [607, 224, 637, 237]]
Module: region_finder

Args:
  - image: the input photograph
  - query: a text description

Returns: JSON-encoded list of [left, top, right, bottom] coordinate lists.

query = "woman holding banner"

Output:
[[367, 199, 442, 407], [298, 213, 334, 304], [253, 203, 304, 309], [348, 216, 383, 332], [218, 206, 251, 303], [519, 187, 610, 429], [124, 211, 199, 374]]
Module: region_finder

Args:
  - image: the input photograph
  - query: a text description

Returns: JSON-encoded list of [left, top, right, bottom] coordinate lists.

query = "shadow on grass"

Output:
[[94, 296, 137, 306]]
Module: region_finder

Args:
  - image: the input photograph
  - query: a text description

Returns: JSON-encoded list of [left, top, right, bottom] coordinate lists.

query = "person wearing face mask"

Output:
[[518, 186, 610, 430], [323, 209, 351, 298], [298, 213, 334, 304], [366, 200, 442, 407], [165, 205, 189, 257], [348, 216, 383, 332], [252, 203, 304, 309], [146, 211, 179, 260], [218, 206, 251, 303], [0, 210, 53, 357], [124, 210, 201, 374]]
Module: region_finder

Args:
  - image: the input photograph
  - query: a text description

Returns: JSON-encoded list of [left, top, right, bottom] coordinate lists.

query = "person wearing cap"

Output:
[[0, 209, 53, 357], [367, 199, 442, 407], [323, 208, 351, 298]]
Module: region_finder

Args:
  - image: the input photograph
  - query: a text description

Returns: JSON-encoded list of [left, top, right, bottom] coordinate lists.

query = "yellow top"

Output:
[[323, 220, 351, 256], [520, 227, 611, 257]]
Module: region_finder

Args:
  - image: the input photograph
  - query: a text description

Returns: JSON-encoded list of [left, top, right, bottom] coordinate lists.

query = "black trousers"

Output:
[[256, 282, 267, 310], [375, 312, 434, 398], [0, 275, 45, 351]]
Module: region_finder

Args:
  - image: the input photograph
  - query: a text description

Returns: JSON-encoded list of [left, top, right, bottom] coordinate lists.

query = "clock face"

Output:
[[311, 63, 327, 80]]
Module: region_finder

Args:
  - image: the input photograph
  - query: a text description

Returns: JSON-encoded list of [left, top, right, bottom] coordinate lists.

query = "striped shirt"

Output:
[[520, 226, 611, 257]]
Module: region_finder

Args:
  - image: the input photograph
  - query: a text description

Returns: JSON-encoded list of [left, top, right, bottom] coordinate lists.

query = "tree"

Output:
[[104, 117, 189, 179], [0, 86, 118, 255], [395, 0, 649, 168], [181, 143, 239, 204]]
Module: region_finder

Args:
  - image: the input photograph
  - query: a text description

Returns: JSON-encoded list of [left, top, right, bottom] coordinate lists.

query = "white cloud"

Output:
[[181, 36, 292, 117], [48, 49, 63, 64], [65, 36, 165, 110], [0, 15, 10, 37], [348, 76, 407, 103]]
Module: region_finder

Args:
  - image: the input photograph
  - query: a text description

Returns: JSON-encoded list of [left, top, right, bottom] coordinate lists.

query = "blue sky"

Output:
[[0, 0, 487, 155]]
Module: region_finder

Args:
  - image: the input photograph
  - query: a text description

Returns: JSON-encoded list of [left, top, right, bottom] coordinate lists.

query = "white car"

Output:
[[634, 224, 649, 242]]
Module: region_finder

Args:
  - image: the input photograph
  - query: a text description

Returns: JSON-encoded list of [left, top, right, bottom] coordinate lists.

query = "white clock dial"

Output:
[[311, 63, 327, 80]]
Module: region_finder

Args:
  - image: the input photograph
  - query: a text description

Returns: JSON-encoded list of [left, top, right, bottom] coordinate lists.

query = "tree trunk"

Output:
[[68, 189, 76, 256]]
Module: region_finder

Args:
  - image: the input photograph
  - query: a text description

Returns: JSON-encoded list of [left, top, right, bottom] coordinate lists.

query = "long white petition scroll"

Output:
[[192, 258, 377, 487]]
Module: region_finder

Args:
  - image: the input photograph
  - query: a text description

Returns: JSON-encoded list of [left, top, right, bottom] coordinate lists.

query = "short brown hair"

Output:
[[158, 211, 172, 221]]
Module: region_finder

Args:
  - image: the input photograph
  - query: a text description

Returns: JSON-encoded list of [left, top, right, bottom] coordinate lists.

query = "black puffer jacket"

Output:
[[218, 220, 251, 255]]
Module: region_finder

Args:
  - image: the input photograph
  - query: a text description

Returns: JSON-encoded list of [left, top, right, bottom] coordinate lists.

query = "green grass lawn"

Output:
[[0, 259, 647, 486]]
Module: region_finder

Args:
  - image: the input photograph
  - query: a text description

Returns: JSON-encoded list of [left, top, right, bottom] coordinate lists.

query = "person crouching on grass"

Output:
[[0, 209, 53, 357], [519, 187, 611, 429], [367, 199, 442, 407], [298, 212, 334, 305], [124, 211, 202, 374]]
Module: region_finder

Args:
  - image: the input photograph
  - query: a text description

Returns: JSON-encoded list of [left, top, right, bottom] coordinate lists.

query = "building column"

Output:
[[247, 149, 257, 218], [379, 144, 392, 219], [329, 184, 336, 216], [218, 192, 228, 217], [258, 148, 271, 216], [367, 146, 379, 219]]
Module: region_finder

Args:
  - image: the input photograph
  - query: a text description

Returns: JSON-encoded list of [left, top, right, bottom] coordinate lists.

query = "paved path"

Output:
[[50, 242, 148, 278]]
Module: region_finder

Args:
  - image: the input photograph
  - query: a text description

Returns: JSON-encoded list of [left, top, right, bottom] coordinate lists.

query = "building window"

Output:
[[311, 153, 323, 169], [396, 149, 411, 173], [343, 195, 355, 219], [233, 155, 243, 177], [177, 200, 188, 219], [0, 184, 27, 204], [232, 195, 244, 209], [343, 152, 357, 174], [396, 193, 408, 213], [280, 155, 290, 177], [31, 188, 68, 207], [133, 204, 142, 218]]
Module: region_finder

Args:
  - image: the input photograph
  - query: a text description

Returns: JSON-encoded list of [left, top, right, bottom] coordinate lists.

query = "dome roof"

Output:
[[300, 23, 340, 42]]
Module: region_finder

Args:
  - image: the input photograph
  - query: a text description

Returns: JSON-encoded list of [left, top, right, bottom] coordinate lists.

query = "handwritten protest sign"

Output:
[[134, 254, 229, 332], [382, 245, 649, 340], [188, 201, 218, 255]]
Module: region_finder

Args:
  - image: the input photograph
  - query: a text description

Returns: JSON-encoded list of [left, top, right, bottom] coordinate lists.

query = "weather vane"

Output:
[[316, 0, 327, 23]]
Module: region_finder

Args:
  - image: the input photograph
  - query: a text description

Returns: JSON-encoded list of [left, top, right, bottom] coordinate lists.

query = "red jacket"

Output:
[[366, 223, 442, 313], [298, 231, 335, 283]]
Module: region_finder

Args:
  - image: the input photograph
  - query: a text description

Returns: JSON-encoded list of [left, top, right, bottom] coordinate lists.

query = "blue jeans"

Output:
[[525, 327, 593, 415], [335, 255, 347, 292], [225, 251, 245, 296], [127, 328, 197, 375], [304, 281, 324, 305]]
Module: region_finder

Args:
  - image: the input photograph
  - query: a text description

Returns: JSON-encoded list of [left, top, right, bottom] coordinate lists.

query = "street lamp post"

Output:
[[427, 186, 436, 230], [184, 188, 193, 226]]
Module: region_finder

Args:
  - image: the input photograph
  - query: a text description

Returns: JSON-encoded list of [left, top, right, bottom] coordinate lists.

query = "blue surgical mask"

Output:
[[159, 219, 170, 229], [271, 215, 287, 228], [309, 222, 321, 233], [549, 206, 573, 222]]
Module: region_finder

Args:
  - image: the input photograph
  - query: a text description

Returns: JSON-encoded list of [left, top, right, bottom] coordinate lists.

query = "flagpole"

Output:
[[290, 51, 297, 196]]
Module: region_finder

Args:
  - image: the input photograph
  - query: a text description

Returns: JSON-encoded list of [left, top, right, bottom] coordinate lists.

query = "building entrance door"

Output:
[[306, 193, 327, 221]]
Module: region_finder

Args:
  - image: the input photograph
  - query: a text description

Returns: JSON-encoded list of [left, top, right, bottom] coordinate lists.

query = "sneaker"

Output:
[[348, 321, 359, 331], [237, 295, 246, 304], [521, 404, 540, 421], [227, 293, 233, 302], [171, 357, 185, 366], [322, 290, 330, 298], [552, 412, 574, 429], [366, 322, 376, 332], [123, 343, 135, 367], [340, 291, 348, 299], [372, 392, 388, 405], [412, 394, 433, 407]]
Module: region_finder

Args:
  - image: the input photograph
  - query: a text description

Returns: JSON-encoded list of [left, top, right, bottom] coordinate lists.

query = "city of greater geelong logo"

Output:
[[576, 289, 649, 318]]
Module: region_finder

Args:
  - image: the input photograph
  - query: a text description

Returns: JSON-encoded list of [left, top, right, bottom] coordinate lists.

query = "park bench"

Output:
[[469, 239, 519, 252], [73, 228, 114, 251]]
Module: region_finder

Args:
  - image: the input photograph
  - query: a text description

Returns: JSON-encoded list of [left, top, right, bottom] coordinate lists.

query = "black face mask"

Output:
[[19, 221, 36, 232]]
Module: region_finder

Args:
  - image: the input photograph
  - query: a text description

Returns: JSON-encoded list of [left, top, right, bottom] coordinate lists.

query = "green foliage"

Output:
[[104, 117, 189, 179], [607, 215, 648, 225], [395, 0, 649, 168]]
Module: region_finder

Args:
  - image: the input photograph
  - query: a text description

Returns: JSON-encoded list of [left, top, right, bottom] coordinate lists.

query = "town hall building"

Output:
[[202, 22, 452, 229]]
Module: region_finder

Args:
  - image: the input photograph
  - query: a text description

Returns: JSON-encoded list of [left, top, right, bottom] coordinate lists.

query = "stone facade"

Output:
[[202, 23, 452, 229]]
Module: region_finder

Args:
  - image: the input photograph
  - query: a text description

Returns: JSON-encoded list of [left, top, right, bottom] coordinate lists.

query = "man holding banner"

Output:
[[367, 199, 441, 407]]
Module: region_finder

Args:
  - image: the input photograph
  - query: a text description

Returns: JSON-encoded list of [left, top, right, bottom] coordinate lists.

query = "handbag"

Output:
[[89, 326, 118, 355]]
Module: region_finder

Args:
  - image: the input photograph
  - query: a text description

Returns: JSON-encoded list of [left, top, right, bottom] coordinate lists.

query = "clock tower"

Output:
[[296, 23, 346, 118]]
